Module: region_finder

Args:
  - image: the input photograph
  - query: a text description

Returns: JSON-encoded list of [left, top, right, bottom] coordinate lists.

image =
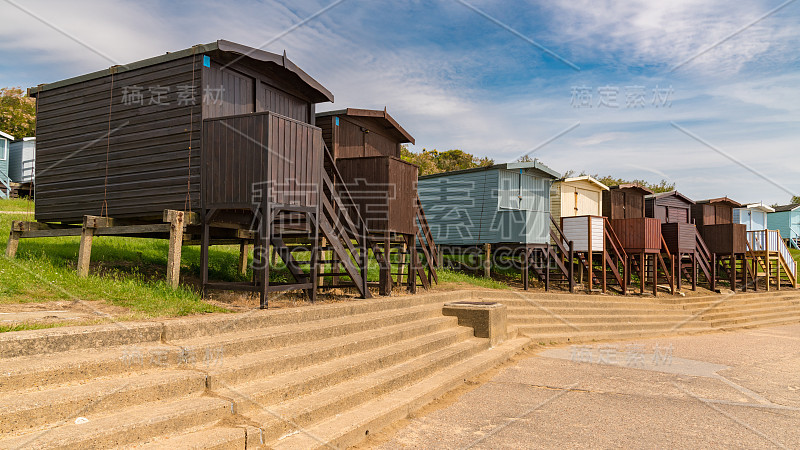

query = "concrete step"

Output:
[[215, 326, 475, 412], [508, 308, 691, 320], [269, 336, 530, 450], [208, 319, 468, 388], [517, 326, 712, 345], [716, 314, 800, 331], [657, 292, 800, 307], [708, 309, 800, 327], [512, 320, 713, 335], [497, 298, 681, 309], [169, 303, 446, 361], [0, 370, 206, 436], [699, 303, 800, 320], [0, 306, 450, 393], [689, 298, 800, 313], [162, 290, 471, 342], [0, 342, 177, 394], [130, 426, 256, 449], [244, 337, 491, 444], [507, 312, 702, 325], [0, 395, 232, 449]]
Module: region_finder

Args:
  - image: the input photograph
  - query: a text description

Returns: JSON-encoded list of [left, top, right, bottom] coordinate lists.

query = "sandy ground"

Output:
[[368, 324, 800, 449]]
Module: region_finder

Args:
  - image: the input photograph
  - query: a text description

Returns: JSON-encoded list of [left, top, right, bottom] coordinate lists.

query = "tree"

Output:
[[401, 146, 493, 176], [563, 170, 675, 193], [0, 87, 36, 138], [792, 196, 800, 205]]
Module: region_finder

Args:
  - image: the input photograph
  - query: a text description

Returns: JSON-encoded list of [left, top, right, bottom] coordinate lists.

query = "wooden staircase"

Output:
[[529, 216, 575, 291], [745, 230, 797, 290]]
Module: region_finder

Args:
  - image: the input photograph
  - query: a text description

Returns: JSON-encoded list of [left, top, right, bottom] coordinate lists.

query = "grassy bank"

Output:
[[0, 199, 509, 330]]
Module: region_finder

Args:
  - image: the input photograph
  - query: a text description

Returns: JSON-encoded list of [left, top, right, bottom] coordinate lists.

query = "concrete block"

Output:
[[442, 301, 508, 346]]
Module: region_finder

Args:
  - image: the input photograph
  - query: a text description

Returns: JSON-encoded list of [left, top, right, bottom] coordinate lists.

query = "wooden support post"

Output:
[[676, 254, 682, 291], [765, 236, 771, 292], [640, 253, 645, 294], [568, 241, 575, 293], [165, 210, 186, 288], [483, 243, 491, 278], [437, 246, 444, 269], [730, 254, 737, 292], [741, 254, 748, 292], [692, 253, 698, 291], [200, 216, 211, 298], [238, 241, 251, 275], [602, 249, 607, 294], [5, 230, 20, 258], [523, 247, 530, 291], [407, 234, 417, 294], [379, 234, 391, 296], [77, 226, 95, 278], [652, 253, 657, 297], [671, 253, 676, 295], [398, 240, 407, 287], [711, 254, 717, 292], [545, 244, 550, 292]]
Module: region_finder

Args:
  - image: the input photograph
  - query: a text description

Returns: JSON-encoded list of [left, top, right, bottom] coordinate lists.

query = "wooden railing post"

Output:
[[568, 240, 575, 293], [5, 228, 20, 259]]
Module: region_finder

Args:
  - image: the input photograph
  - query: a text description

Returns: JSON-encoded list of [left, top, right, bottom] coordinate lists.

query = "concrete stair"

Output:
[[501, 290, 800, 343], [0, 291, 527, 449]]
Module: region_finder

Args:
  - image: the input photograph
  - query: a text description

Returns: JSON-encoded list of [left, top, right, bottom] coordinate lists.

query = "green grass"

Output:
[[0, 213, 226, 319], [436, 269, 512, 290], [0, 198, 36, 212], [0, 211, 510, 331]]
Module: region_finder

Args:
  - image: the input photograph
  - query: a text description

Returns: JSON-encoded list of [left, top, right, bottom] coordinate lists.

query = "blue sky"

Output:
[[1, 0, 798, 203]]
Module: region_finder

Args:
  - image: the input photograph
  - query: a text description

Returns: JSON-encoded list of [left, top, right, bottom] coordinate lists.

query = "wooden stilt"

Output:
[[77, 226, 96, 278], [671, 253, 676, 295], [379, 234, 391, 296], [730, 254, 737, 292], [545, 244, 550, 291], [5, 230, 20, 258], [652, 253, 657, 297], [711, 253, 717, 292], [568, 241, 575, 293], [692, 253, 698, 291], [640, 252, 645, 294], [483, 243, 491, 278], [238, 241, 251, 275], [523, 247, 530, 291], [165, 211, 186, 288]]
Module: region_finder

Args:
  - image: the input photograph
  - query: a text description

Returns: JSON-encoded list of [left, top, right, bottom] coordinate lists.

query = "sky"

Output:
[[1, 0, 798, 204]]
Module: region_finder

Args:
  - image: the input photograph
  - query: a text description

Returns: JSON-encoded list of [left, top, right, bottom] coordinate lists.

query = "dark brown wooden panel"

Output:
[[35, 55, 202, 222], [202, 112, 321, 211]]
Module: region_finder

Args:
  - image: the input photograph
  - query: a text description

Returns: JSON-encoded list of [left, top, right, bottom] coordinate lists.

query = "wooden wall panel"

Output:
[[35, 55, 202, 222], [202, 112, 320, 210]]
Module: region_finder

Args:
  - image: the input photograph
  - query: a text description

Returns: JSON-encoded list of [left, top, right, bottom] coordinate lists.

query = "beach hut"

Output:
[[315, 108, 436, 294], [0, 131, 12, 199], [9, 137, 35, 184], [645, 191, 710, 290], [692, 197, 748, 290], [17, 40, 375, 306], [603, 184, 673, 295], [418, 161, 569, 289], [551, 176, 608, 222], [768, 204, 800, 250], [733, 203, 773, 232], [551, 177, 628, 293]]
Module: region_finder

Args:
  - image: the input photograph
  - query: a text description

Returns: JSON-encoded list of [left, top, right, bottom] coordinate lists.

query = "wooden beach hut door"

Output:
[[565, 186, 600, 217]]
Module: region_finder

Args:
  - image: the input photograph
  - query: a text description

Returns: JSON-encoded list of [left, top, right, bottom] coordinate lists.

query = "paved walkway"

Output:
[[375, 324, 800, 449]]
